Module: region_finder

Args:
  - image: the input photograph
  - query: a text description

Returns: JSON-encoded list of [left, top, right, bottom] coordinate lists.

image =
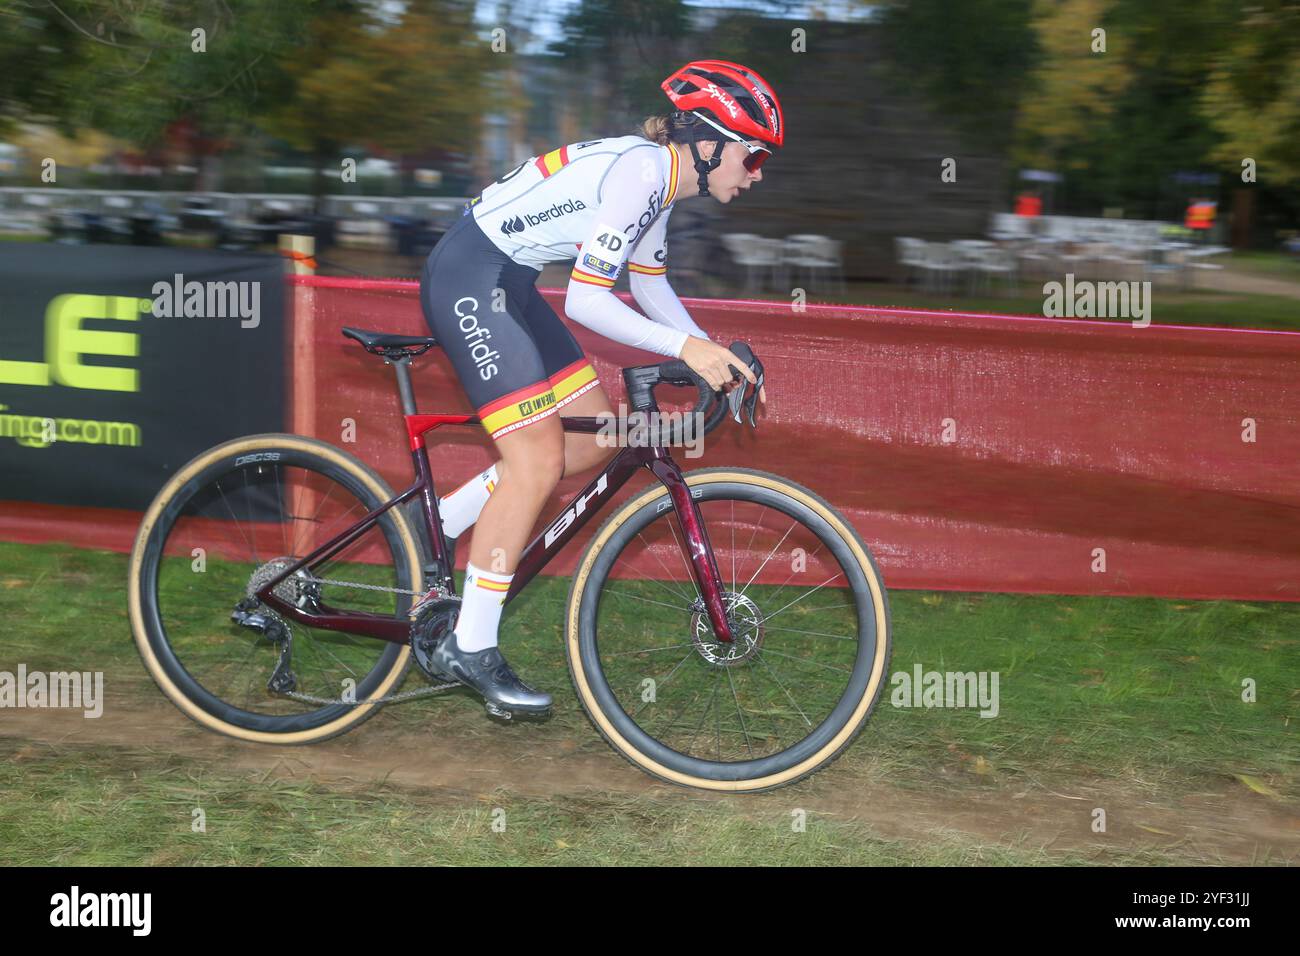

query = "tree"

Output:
[[1201, 0, 1300, 187], [0, 0, 319, 187], [876, 0, 1041, 153], [546, 0, 691, 134], [261, 0, 489, 202]]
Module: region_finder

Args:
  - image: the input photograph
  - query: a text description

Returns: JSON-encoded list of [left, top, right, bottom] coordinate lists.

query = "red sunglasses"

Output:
[[737, 140, 772, 172]]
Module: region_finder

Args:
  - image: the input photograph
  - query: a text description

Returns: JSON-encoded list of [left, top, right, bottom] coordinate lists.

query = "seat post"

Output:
[[389, 356, 418, 416]]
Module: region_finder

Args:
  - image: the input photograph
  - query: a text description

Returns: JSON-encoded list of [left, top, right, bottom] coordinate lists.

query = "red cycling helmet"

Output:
[[661, 59, 784, 195], [662, 59, 784, 148]]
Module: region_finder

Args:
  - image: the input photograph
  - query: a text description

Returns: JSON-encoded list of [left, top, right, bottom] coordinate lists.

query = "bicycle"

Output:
[[127, 326, 892, 792]]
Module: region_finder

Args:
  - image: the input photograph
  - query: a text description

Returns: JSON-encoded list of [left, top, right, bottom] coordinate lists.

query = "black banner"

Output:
[[0, 243, 285, 509]]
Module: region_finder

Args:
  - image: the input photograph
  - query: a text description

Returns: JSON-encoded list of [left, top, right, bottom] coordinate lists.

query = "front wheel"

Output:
[[566, 467, 891, 792]]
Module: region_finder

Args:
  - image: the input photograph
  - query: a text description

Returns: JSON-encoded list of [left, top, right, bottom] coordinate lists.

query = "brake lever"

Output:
[[722, 340, 759, 426], [725, 369, 760, 426]]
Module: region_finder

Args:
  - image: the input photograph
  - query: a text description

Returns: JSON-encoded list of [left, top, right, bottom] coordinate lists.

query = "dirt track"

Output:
[[3, 687, 1295, 864]]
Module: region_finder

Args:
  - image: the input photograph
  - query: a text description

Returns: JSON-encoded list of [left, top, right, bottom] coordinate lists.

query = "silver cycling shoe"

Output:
[[428, 632, 552, 719]]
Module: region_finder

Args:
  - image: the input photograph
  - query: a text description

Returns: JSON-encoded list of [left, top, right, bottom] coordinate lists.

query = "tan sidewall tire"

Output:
[[566, 468, 890, 792], [127, 433, 420, 744]]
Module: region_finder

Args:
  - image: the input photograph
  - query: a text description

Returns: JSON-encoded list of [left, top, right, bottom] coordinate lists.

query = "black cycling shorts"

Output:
[[419, 212, 601, 440]]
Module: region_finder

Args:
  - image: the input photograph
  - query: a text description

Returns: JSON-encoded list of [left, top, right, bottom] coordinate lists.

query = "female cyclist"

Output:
[[418, 59, 782, 716]]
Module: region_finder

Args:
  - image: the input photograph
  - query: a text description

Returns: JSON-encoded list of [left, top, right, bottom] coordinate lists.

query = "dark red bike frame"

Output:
[[253, 402, 737, 648]]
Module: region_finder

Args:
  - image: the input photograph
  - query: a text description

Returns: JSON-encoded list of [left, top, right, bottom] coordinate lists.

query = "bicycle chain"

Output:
[[280, 682, 460, 707], [299, 574, 423, 597], [258, 573, 459, 706]]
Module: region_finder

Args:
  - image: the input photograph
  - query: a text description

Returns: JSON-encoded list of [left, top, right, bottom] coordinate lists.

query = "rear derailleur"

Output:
[[230, 597, 296, 693]]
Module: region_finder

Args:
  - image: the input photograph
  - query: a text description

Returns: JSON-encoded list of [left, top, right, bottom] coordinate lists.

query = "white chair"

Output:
[[720, 233, 783, 292], [989, 213, 1029, 241], [1146, 244, 1188, 290], [1182, 245, 1229, 290], [895, 237, 928, 287], [915, 241, 963, 293], [1095, 242, 1148, 282], [969, 244, 1017, 295], [1016, 238, 1056, 280], [783, 234, 844, 294], [950, 241, 992, 294]]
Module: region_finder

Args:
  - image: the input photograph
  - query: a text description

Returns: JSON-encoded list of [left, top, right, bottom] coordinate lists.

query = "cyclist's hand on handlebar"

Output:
[[679, 336, 765, 403]]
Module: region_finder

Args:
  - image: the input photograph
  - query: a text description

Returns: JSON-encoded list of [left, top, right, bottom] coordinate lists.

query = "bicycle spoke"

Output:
[[685, 672, 720, 756], [760, 622, 858, 642], [630, 649, 701, 721], [758, 648, 854, 676], [273, 464, 290, 557], [754, 539, 828, 604], [738, 517, 799, 599], [663, 517, 703, 602], [755, 655, 815, 730], [755, 572, 848, 623], [212, 477, 258, 563], [713, 671, 723, 761], [730, 499, 736, 592], [576, 477, 887, 779], [242, 468, 260, 566], [152, 458, 405, 721], [618, 533, 694, 604], [604, 641, 698, 658], [733, 507, 765, 591], [724, 666, 755, 760], [603, 587, 696, 614]]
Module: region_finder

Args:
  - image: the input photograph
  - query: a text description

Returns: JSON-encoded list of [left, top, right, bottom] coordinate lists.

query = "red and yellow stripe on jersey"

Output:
[[577, 145, 678, 284], [663, 143, 679, 207], [477, 379, 560, 440], [550, 359, 600, 410], [570, 267, 615, 288], [534, 145, 573, 178], [475, 361, 601, 440]]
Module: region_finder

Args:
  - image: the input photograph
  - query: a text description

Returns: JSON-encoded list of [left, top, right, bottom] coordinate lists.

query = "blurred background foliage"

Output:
[[0, 0, 1295, 238]]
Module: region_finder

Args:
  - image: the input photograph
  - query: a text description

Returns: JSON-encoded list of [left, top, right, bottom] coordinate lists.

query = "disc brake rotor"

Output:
[[690, 591, 765, 666]]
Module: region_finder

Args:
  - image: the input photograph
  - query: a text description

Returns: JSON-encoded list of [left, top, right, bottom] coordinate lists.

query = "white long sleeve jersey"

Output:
[[464, 135, 707, 358]]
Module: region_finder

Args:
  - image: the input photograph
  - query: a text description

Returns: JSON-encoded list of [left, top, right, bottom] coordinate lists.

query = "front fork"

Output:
[[648, 457, 735, 644]]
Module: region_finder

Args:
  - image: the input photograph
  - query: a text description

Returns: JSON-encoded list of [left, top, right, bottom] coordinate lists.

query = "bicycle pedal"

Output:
[[483, 701, 551, 721]]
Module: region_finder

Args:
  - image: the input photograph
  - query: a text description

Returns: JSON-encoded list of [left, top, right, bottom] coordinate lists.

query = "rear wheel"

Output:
[[566, 468, 891, 792], [127, 434, 422, 744]]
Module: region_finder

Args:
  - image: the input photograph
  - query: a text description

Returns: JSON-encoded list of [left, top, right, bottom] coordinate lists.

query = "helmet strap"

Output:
[[670, 111, 724, 197], [687, 136, 723, 197]]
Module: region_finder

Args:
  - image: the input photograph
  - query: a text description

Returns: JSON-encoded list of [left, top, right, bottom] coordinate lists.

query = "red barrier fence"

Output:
[[285, 277, 1300, 602], [5, 274, 1298, 601]]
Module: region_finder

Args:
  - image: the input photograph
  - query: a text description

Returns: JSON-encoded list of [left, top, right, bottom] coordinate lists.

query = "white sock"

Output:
[[438, 463, 499, 539], [454, 561, 513, 652]]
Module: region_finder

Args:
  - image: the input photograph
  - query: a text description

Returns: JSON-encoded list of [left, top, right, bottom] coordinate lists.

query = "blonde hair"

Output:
[[639, 115, 672, 145]]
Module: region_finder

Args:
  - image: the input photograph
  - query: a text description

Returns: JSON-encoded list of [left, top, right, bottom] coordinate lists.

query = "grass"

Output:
[[0, 539, 1295, 865], [0, 739, 1222, 866], [1222, 251, 1300, 280]]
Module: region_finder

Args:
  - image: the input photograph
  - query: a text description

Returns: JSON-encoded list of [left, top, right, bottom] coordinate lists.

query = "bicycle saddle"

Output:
[[342, 326, 438, 357]]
